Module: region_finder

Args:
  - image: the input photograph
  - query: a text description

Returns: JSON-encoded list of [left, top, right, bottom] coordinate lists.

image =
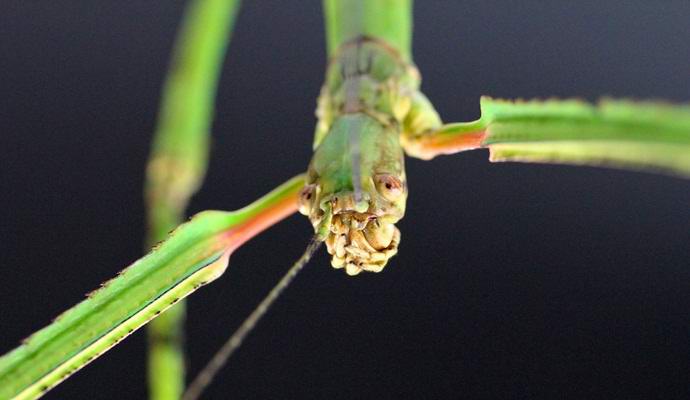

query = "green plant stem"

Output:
[[144, 0, 241, 399]]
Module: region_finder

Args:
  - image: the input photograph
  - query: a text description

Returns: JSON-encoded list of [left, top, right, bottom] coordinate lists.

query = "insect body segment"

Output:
[[301, 37, 441, 275]]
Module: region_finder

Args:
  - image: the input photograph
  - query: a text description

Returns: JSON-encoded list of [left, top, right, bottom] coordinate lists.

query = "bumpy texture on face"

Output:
[[300, 37, 423, 275], [300, 114, 407, 275]]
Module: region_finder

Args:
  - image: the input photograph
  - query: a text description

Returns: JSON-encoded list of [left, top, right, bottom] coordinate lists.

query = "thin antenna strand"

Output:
[[182, 238, 323, 400]]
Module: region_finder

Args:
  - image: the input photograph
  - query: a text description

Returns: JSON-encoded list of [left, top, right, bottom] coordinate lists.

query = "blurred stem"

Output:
[[323, 0, 412, 61], [144, 0, 241, 399]]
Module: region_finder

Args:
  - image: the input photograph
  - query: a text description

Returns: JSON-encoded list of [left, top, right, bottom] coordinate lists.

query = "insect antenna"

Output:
[[181, 237, 324, 400]]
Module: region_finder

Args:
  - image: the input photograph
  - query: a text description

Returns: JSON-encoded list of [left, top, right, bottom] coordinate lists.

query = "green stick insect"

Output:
[[1, 0, 689, 399]]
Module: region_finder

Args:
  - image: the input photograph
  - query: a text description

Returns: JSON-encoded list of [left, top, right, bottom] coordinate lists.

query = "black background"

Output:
[[2, 1, 690, 399]]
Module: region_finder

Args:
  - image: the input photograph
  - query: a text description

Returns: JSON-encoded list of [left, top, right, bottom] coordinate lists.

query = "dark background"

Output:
[[2, 1, 690, 399]]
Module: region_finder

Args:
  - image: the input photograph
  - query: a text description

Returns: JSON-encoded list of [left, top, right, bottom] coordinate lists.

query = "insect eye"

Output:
[[375, 174, 404, 201], [298, 184, 317, 215]]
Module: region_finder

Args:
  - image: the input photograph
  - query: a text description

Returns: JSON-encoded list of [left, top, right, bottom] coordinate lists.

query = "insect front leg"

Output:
[[400, 91, 487, 160]]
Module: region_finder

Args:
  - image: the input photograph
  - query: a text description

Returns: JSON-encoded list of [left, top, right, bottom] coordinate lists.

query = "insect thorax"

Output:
[[313, 37, 421, 150]]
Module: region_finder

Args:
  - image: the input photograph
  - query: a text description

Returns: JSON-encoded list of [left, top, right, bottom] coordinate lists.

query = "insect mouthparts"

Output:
[[325, 212, 400, 276]]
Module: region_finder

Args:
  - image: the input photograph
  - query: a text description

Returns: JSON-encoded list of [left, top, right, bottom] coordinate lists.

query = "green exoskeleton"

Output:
[[2, 1, 689, 398], [298, 36, 443, 275]]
